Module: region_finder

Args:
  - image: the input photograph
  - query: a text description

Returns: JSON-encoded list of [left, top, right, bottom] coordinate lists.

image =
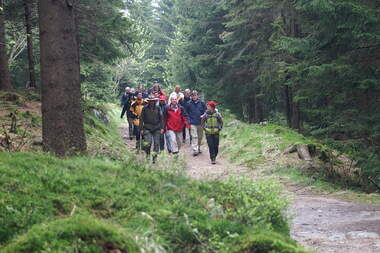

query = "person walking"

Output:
[[136, 85, 149, 99], [201, 101, 223, 164], [148, 81, 166, 97], [120, 87, 131, 107], [120, 87, 135, 139], [169, 85, 184, 104], [164, 96, 190, 155], [181, 88, 192, 143], [129, 92, 147, 149], [140, 95, 165, 163], [158, 95, 168, 152], [185, 90, 206, 156]]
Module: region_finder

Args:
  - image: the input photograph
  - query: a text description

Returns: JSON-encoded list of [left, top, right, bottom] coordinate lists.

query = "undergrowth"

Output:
[[220, 110, 380, 198], [0, 152, 306, 252], [0, 104, 307, 252]]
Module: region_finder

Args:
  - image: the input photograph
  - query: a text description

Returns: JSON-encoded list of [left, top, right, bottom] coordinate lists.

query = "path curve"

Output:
[[120, 123, 380, 253]]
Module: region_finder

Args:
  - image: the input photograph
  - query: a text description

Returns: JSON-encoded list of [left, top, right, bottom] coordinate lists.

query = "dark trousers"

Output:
[[160, 133, 165, 151], [127, 117, 134, 138], [206, 134, 220, 160], [133, 125, 142, 149], [143, 129, 161, 157]]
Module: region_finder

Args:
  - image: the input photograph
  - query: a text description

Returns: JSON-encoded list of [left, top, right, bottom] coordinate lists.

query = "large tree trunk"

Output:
[[0, 0, 12, 90], [38, 0, 86, 156], [291, 102, 301, 131], [247, 93, 256, 123], [284, 84, 292, 128], [23, 0, 36, 89], [254, 94, 264, 123]]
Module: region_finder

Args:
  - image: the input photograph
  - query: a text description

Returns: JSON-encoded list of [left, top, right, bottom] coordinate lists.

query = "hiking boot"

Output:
[[198, 148, 202, 154], [192, 152, 198, 157], [211, 159, 216, 164], [152, 155, 157, 164]]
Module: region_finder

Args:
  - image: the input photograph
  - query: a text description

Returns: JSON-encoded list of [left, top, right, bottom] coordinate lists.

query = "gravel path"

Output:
[[120, 124, 380, 253]]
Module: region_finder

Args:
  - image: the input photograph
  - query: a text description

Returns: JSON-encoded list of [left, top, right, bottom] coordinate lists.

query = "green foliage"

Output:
[[227, 230, 309, 253], [163, 0, 380, 185], [0, 151, 296, 252], [3, 216, 139, 253]]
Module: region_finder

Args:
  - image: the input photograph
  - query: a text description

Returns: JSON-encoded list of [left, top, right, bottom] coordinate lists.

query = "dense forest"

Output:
[[1, 0, 379, 182], [1, 0, 380, 252]]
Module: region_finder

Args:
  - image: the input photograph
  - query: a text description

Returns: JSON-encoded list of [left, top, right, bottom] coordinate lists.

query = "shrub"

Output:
[[3, 216, 139, 253]]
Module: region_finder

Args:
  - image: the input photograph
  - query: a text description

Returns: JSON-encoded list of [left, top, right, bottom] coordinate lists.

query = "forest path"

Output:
[[120, 123, 380, 253]]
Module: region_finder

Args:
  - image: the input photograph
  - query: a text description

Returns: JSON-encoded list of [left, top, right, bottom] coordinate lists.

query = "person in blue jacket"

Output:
[[185, 90, 207, 156]]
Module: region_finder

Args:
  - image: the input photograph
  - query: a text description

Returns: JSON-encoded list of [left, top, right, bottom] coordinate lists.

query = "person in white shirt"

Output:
[[169, 85, 184, 104]]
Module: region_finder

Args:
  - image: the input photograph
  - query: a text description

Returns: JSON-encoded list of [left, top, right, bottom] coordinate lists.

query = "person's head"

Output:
[[130, 87, 135, 94], [137, 92, 143, 100], [170, 96, 178, 105], [207, 101, 217, 112], [192, 90, 199, 101], [174, 85, 181, 93], [152, 83, 158, 90], [184, 88, 191, 98], [138, 85, 144, 92], [125, 87, 131, 93]]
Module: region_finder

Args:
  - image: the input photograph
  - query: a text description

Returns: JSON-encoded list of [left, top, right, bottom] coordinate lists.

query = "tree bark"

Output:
[[291, 102, 301, 131], [247, 93, 256, 123], [0, 0, 12, 90], [23, 0, 36, 89], [254, 94, 264, 123], [38, 0, 86, 156], [284, 84, 292, 128]]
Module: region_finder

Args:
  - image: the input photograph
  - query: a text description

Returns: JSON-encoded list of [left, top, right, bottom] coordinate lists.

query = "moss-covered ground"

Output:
[[0, 99, 308, 252]]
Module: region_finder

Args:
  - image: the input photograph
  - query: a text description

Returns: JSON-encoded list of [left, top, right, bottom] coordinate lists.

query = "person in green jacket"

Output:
[[201, 101, 223, 164], [140, 95, 165, 163]]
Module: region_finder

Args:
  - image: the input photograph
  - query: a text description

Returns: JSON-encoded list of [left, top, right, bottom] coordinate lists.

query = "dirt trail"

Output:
[[120, 124, 380, 253]]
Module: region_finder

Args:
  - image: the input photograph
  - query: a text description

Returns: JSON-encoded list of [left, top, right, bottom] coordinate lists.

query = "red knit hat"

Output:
[[207, 101, 217, 108]]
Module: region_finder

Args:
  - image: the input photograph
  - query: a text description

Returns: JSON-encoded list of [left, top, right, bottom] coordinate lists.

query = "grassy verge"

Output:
[[0, 105, 308, 252], [220, 110, 380, 204]]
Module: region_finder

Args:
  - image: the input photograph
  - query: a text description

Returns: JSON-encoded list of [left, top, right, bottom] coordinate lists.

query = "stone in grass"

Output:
[[92, 108, 110, 125], [32, 136, 43, 146], [227, 119, 241, 127]]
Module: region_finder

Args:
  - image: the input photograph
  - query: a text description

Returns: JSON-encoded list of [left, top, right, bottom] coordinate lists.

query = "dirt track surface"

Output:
[[120, 123, 380, 253]]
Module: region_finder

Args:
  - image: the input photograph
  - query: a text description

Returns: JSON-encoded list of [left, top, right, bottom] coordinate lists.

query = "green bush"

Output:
[[3, 216, 139, 253], [227, 230, 309, 253]]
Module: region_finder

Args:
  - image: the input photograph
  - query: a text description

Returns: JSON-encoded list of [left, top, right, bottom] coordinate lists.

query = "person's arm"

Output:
[[139, 107, 145, 128], [201, 113, 208, 128], [181, 106, 191, 128], [217, 112, 224, 129], [201, 101, 207, 114], [121, 103, 128, 118]]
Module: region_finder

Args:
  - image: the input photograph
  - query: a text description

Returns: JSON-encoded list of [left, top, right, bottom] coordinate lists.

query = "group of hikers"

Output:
[[120, 81, 223, 164]]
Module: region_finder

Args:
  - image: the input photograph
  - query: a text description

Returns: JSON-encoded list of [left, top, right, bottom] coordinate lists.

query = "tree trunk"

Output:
[[23, 0, 36, 89], [38, 0, 86, 156], [247, 93, 256, 123], [0, 0, 12, 90], [291, 102, 301, 131], [284, 84, 292, 128], [254, 94, 264, 123]]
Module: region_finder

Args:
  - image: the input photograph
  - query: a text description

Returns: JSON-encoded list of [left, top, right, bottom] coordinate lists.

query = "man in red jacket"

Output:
[[164, 96, 190, 154]]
